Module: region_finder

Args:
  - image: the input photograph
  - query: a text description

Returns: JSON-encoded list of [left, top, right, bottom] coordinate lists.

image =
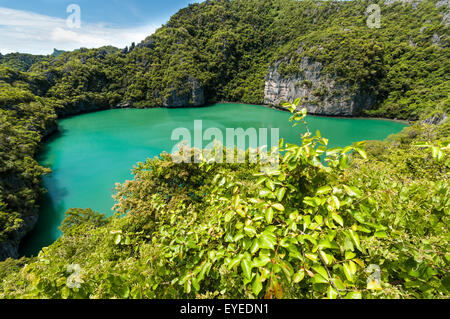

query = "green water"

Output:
[[19, 103, 407, 256]]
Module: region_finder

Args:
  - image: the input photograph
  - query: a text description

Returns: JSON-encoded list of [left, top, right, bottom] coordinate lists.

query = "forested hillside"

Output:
[[0, 66, 57, 259], [0, 53, 48, 72], [19, 0, 449, 120], [0, 0, 448, 299]]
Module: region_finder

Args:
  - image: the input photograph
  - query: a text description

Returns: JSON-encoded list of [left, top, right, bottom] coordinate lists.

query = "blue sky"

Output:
[[0, 0, 201, 54]]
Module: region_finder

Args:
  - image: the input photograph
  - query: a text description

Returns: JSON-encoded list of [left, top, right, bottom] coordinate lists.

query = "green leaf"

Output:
[[431, 146, 439, 159], [342, 146, 353, 154], [232, 194, 240, 210], [276, 188, 286, 201], [345, 251, 356, 260], [259, 234, 277, 250], [272, 203, 285, 211], [300, 234, 317, 246], [266, 180, 275, 191], [250, 239, 260, 254], [256, 176, 267, 186], [348, 230, 362, 252], [331, 213, 344, 227], [326, 147, 343, 156], [343, 185, 361, 198], [339, 155, 349, 169], [331, 195, 340, 210], [312, 273, 329, 284], [234, 232, 245, 242], [343, 263, 354, 282], [265, 207, 274, 224], [184, 281, 191, 294], [343, 236, 354, 251], [224, 211, 235, 223], [259, 189, 272, 198], [241, 258, 253, 279], [303, 197, 317, 207], [327, 285, 338, 299], [244, 225, 257, 237], [367, 279, 382, 290], [319, 250, 332, 265], [252, 273, 263, 296], [61, 286, 70, 299], [317, 185, 332, 195], [228, 256, 243, 270], [305, 253, 318, 262], [253, 255, 271, 267], [374, 231, 387, 238], [345, 291, 362, 299], [119, 286, 130, 298], [355, 148, 367, 160], [312, 266, 329, 280], [348, 260, 357, 274], [293, 269, 305, 283], [114, 234, 122, 245]]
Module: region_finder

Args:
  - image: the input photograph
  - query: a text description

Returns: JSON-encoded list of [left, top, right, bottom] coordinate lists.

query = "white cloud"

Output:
[[0, 7, 158, 55]]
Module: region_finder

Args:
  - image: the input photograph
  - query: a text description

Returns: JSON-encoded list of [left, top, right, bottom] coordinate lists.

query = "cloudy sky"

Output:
[[0, 0, 200, 55]]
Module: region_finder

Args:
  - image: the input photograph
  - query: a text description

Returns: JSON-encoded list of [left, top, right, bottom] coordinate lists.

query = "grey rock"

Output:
[[442, 11, 450, 26], [432, 33, 442, 45], [0, 213, 38, 261], [384, 0, 423, 9], [264, 57, 377, 116], [436, 0, 450, 8], [163, 78, 205, 107], [421, 113, 448, 125]]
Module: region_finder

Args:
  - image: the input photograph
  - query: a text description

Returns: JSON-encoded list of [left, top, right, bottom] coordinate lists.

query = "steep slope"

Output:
[[27, 0, 449, 120], [0, 66, 57, 259]]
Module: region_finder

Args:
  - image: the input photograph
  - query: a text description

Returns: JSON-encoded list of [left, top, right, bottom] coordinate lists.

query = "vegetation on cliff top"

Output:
[[18, 0, 449, 120]]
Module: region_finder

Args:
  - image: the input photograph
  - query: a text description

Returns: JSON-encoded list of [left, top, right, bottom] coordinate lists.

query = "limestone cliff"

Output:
[[264, 57, 377, 116], [163, 78, 205, 108], [0, 214, 38, 260]]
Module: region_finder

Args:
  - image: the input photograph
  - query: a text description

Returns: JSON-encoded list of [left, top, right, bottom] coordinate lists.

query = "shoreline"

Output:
[[54, 101, 413, 126], [215, 101, 411, 125], [24, 100, 410, 259]]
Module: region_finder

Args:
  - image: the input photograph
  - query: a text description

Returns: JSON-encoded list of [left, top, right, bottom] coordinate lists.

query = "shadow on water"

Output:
[[18, 192, 67, 257], [38, 128, 65, 161], [19, 127, 69, 257]]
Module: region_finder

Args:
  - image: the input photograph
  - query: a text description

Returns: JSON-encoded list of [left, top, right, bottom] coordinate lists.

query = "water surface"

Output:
[[19, 104, 407, 256]]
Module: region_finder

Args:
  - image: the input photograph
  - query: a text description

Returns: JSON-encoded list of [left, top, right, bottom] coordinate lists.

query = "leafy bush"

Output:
[[0, 103, 447, 299]]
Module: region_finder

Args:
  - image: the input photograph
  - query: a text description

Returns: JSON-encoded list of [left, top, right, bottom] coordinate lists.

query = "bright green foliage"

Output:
[[0, 66, 56, 243], [0, 104, 447, 299], [0, 0, 448, 298], [0, 53, 47, 72]]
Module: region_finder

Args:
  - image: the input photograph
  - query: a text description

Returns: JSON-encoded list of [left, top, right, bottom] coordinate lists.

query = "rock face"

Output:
[[436, 0, 450, 25], [163, 78, 205, 107], [384, 0, 423, 9], [0, 214, 38, 261], [421, 112, 448, 125], [264, 58, 377, 116]]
